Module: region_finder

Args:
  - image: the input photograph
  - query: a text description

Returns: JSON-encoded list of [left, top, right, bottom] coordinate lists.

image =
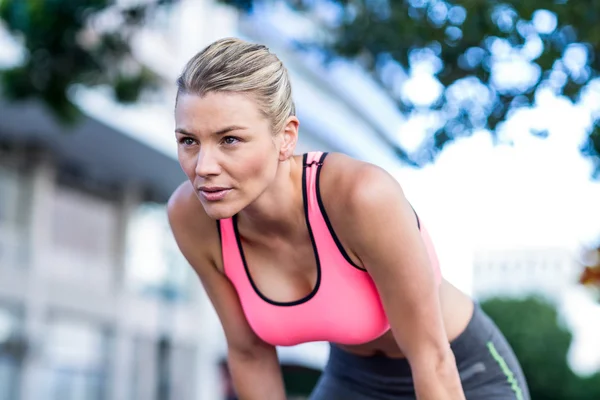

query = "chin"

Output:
[[201, 202, 240, 220]]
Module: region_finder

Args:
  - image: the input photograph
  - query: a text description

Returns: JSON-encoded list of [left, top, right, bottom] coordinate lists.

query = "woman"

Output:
[[168, 37, 530, 400]]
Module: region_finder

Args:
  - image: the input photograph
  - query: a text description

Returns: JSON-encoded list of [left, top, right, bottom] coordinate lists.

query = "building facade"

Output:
[[472, 246, 581, 301], [0, 99, 207, 400]]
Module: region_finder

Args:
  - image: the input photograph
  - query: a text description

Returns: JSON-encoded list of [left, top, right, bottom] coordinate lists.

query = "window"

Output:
[[130, 336, 156, 400], [168, 342, 197, 400], [125, 203, 194, 301], [50, 186, 118, 265], [0, 303, 24, 400], [37, 316, 110, 400], [0, 165, 20, 226], [0, 164, 29, 269], [130, 336, 197, 400]]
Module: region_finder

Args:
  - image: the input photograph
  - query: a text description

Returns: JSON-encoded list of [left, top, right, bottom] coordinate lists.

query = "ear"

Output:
[[278, 116, 299, 161]]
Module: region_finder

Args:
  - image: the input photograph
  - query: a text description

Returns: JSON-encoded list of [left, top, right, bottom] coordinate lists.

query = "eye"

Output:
[[178, 137, 196, 146], [222, 136, 240, 145]]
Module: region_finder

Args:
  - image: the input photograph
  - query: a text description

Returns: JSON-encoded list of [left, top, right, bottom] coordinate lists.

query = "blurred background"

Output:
[[0, 0, 599, 399]]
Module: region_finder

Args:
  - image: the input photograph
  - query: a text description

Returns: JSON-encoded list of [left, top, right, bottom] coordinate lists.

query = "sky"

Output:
[[397, 89, 600, 253]]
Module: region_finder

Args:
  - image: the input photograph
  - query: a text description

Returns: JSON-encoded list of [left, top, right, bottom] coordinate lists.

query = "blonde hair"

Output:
[[176, 37, 296, 134]]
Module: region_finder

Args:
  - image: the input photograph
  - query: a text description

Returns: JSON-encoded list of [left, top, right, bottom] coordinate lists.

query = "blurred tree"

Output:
[[481, 296, 600, 400], [0, 0, 174, 122], [221, 0, 600, 177]]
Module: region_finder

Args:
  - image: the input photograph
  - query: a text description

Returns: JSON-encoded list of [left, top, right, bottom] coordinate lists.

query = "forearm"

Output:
[[411, 350, 466, 400], [227, 349, 286, 400]]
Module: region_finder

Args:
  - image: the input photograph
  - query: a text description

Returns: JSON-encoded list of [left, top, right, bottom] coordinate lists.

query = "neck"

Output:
[[237, 155, 305, 239]]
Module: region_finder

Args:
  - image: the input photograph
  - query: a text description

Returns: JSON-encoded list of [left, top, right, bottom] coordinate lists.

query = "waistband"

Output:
[[326, 302, 496, 377]]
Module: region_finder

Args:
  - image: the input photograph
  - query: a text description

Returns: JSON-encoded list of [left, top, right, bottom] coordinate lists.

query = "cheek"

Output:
[[245, 155, 271, 179], [241, 148, 278, 182], [177, 150, 196, 178]]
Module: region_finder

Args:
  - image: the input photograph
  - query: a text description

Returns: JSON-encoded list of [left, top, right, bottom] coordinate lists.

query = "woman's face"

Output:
[[174, 91, 286, 219]]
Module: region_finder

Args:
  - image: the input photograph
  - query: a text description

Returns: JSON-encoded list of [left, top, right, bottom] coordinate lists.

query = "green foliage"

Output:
[[0, 0, 173, 122], [281, 365, 322, 397], [220, 0, 600, 176], [481, 296, 600, 400]]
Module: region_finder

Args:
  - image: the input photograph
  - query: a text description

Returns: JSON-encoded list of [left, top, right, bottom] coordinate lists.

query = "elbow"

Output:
[[436, 349, 460, 381], [410, 346, 460, 382], [228, 346, 262, 363], [410, 349, 466, 400], [227, 337, 274, 363]]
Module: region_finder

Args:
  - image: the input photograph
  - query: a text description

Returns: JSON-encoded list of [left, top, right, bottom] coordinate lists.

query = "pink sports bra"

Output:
[[218, 152, 442, 347]]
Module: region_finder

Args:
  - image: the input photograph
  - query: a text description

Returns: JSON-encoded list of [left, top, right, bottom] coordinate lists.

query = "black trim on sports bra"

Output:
[[216, 220, 222, 242], [231, 153, 322, 307], [411, 205, 421, 230], [315, 152, 422, 271], [314, 152, 367, 271]]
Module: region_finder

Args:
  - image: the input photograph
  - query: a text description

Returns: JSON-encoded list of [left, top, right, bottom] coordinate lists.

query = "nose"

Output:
[[195, 148, 221, 177]]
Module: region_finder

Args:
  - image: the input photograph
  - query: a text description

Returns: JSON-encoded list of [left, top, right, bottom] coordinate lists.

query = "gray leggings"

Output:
[[309, 304, 530, 399]]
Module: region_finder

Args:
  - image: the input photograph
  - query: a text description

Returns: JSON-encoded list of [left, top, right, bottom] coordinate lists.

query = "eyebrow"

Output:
[[175, 126, 247, 136]]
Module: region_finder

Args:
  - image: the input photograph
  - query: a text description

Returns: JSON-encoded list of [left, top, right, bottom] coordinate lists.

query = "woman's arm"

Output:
[[198, 258, 285, 400], [167, 183, 286, 400], [343, 164, 466, 400]]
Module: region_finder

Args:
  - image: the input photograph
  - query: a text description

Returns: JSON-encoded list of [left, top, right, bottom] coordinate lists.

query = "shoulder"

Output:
[[319, 153, 417, 256], [167, 180, 207, 230], [320, 152, 406, 212], [167, 181, 221, 267], [168, 181, 200, 219]]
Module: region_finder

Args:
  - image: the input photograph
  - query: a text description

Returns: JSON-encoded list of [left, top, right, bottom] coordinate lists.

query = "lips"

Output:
[[198, 186, 231, 201]]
